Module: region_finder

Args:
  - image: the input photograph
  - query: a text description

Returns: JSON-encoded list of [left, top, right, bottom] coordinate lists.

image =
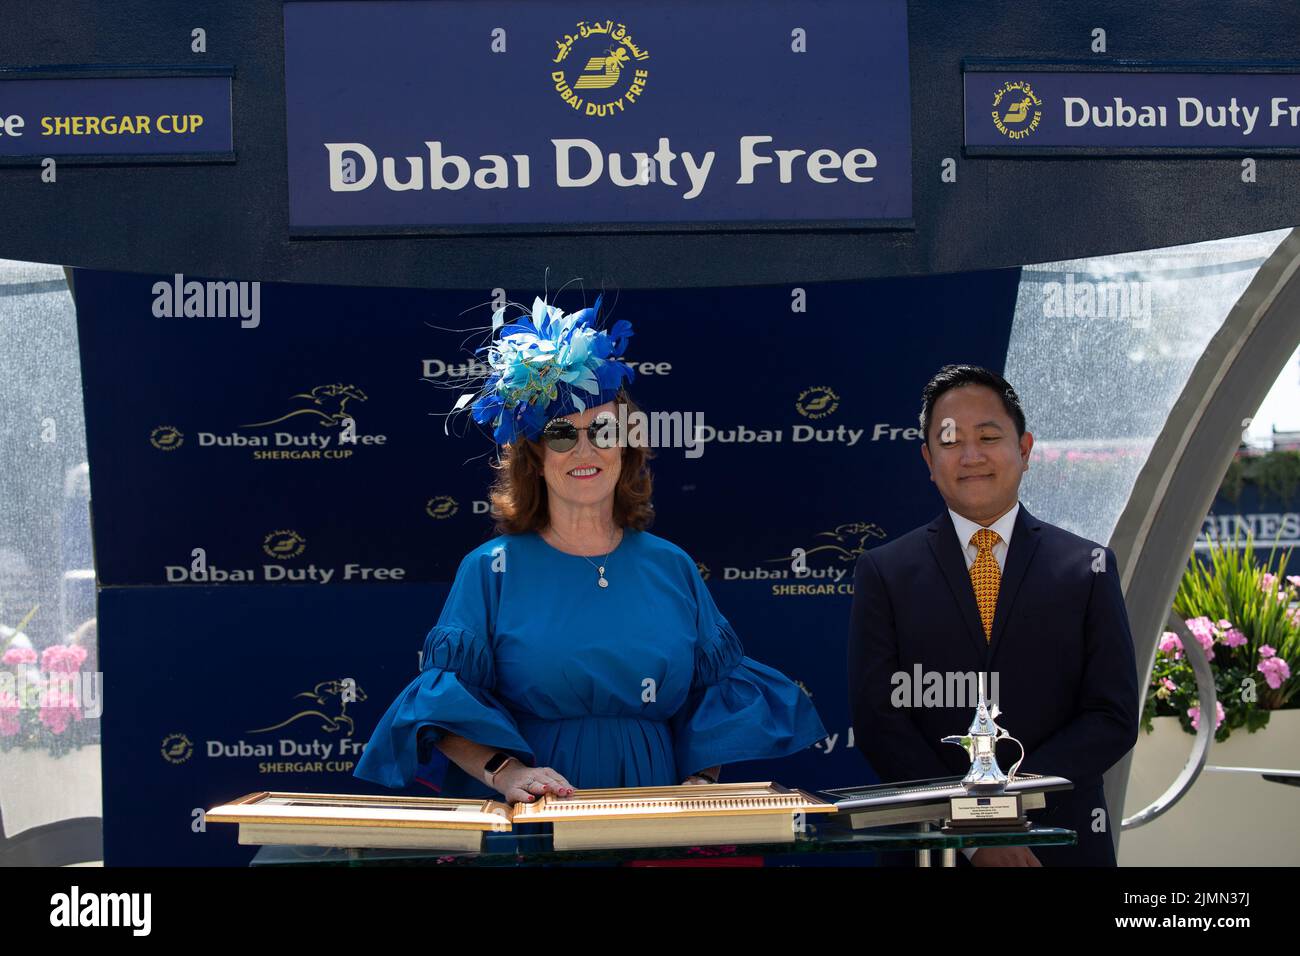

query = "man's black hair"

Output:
[[919, 365, 1026, 446]]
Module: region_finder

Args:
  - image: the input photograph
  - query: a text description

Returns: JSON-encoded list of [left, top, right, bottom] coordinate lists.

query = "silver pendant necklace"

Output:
[[549, 526, 619, 588]]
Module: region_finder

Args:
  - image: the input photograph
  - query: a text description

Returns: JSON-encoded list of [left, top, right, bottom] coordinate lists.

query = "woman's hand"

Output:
[[682, 765, 721, 785], [492, 760, 575, 803]]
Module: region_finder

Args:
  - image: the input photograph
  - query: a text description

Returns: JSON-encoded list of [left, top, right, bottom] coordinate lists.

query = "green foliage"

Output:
[[1219, 456, 1245, 503], [1218, 450, 1300, 505], [1143, 526, 1299, 742]]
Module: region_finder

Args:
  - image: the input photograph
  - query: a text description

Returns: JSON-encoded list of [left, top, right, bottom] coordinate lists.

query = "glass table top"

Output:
[[248, 815, 1076, 866]]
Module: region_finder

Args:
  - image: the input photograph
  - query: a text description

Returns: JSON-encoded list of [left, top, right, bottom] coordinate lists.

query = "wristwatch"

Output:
[[483, 751, 513, 784]]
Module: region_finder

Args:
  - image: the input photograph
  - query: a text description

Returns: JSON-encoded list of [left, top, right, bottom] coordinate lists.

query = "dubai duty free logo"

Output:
[[425, 496, 459, 520], [795, 385, 840, 420], [262, 530, 307, 560], [552, 19, 650, 117], [150, 425, 184, 451], [161, 732, 194, 765], [991, 79, 1043, 140]]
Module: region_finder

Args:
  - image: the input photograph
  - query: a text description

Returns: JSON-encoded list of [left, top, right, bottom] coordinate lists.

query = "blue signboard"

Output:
[[283, 0, 913, 232], [964, 63, 1300, 153], [0, 68, 233, 162]]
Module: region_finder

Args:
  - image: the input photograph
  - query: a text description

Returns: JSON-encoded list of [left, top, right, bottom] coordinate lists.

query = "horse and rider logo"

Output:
[[246, 679, 369, 737], [241, 383, 368, 429], [764, 522, 889, 568]]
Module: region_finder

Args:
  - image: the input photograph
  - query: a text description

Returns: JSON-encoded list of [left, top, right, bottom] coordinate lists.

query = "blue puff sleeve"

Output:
[[670, 566, 828, 778], [354, 549, 535, 790]]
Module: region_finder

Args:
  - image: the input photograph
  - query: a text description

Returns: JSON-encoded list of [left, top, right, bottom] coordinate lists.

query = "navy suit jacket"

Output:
[[847, 502, 1140, 865]]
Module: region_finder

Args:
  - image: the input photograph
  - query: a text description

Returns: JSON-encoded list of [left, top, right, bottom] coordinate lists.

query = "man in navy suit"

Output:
[[848, 365, 1139, 866]]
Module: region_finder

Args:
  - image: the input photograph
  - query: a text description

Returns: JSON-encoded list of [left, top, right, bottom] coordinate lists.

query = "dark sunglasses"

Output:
[[541, 414, 620, 452]]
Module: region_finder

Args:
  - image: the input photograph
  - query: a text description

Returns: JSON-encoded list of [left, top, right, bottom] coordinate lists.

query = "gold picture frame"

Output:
[[511, 780, 836, 822], [206, 791, 513, 850], [207, 790, 514, 829]]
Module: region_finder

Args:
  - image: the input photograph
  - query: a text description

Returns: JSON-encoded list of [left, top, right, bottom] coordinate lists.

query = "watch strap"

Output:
[[483, 751, 513, 781]]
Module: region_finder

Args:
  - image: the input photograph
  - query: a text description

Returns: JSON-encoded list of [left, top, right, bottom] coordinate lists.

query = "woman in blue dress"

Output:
[[354, 292, 826, 803]]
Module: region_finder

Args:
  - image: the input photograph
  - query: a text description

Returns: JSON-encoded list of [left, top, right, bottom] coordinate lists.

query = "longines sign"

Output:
[[282, 0, 912, 232]]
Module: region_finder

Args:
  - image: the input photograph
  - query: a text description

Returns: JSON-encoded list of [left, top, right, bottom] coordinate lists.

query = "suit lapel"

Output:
[[926, 510, 990, 659], [987, 503, 1043, 663]]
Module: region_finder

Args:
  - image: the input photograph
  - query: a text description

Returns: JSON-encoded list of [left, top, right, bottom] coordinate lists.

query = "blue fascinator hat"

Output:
[[461, 292, 635, 444]]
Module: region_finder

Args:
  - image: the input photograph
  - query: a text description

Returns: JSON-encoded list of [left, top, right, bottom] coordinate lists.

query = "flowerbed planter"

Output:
[[1119, 712, 1300, 865], [0, 743, 101, 839]]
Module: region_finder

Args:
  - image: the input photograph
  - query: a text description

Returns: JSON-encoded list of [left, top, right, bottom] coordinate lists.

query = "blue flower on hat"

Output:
[[468, 292, 634, 444]]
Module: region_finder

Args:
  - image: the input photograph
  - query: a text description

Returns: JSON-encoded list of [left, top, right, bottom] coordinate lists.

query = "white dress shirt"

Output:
[[945, 500, 1019, 861], [948, 501, 1019, 574]]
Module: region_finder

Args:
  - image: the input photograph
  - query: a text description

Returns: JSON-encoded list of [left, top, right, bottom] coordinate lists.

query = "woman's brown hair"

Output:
[[489, 388, 654, 534]]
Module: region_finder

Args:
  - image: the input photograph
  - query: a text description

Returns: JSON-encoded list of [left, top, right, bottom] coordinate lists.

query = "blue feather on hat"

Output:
[[466, 292, 635, 444]]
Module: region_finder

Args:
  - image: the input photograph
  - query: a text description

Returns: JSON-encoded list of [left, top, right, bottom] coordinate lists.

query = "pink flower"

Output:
[[1158, 632, 1184, 659], [0, 690, 20, 737], [1222, 628, 1248, 648], [1258, 656, 1292, 691], [2, 647, 37, 666], [1287, 607, 1300, 627], [1188, 701, 1226, 731], [37, 684, 80, 734], [40, 644, 87, 674], [1261, 572, 1278, 591], [1287, 575, 1300, 589], [1216, 618, 1234, 630], [1260, 644, 1276, 659], [1162, 678, 1177, 692], [39, 709, 72, 734], [1185, 617, 1216, 659]]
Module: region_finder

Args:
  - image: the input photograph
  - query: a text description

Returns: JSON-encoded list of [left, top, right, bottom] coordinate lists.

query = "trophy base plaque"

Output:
[[940, 792, 1029, 833]]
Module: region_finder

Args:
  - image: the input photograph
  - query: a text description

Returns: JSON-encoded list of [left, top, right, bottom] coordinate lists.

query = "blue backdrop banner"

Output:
[[75, 267, 1021, 865]]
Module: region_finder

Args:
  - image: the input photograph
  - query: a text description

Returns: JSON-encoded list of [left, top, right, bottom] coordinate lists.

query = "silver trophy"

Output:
[[941, 673, 1025, 793]]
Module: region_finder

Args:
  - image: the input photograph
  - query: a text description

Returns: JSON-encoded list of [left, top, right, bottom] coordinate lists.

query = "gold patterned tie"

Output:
[[969, 528, 1001, 643]]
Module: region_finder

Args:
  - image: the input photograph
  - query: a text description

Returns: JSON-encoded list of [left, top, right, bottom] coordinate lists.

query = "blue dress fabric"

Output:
[[354, 529, 827, 797]]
